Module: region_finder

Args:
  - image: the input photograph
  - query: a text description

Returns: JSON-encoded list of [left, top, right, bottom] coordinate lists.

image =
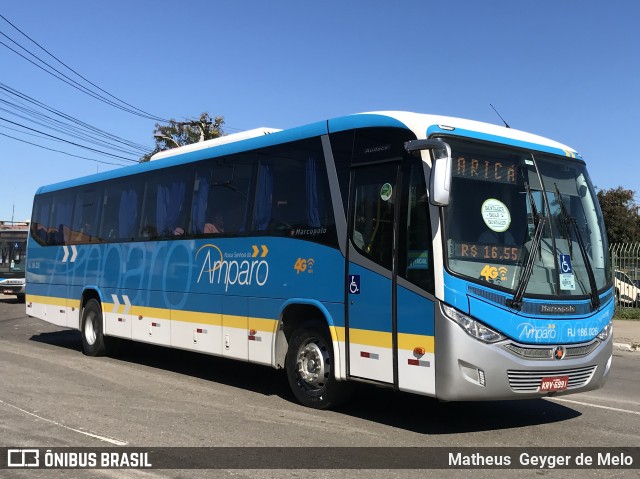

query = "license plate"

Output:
[[540, 375, 569, 392]]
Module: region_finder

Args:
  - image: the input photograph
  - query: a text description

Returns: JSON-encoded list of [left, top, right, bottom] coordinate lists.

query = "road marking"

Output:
[[549, 397, 640, 416], [0, 398, 128, 445]]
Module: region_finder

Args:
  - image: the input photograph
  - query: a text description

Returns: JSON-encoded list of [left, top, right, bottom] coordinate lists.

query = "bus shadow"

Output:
[[30, 329, 83, 352], [340, 384, 581, 434], [0, 296, 24, 304], [29, 331, 581, 434]]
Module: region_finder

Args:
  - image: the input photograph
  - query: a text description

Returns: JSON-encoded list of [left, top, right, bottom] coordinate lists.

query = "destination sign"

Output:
[[454, 156, 517, 184]]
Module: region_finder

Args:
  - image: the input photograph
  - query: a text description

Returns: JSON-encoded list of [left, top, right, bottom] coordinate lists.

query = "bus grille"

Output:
[[507, 366, 597, 393], [503, 340, 600, 360]]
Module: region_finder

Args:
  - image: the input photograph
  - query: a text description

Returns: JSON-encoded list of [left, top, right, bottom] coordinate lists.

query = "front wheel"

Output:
[[81, 298, 110, 356], [285, 321, 353, 409]]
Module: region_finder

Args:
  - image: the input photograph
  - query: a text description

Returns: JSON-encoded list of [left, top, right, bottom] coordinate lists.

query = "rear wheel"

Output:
[[286, 321, 353, 409], [81, 298, 110, 356]]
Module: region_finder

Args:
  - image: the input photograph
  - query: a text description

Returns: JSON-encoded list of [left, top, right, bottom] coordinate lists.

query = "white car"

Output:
[[614, 270, 640, 307], [0, 277, 25, 302]]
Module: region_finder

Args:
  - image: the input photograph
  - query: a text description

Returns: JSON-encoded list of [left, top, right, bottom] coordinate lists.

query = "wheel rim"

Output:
[[296, 338, 330, 390], [84, 311, 97, 345]]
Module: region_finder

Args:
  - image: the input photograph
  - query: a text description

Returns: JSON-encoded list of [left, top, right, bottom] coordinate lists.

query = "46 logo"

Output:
[[480, 264, 508, 283], [294, 258, 315, 274]]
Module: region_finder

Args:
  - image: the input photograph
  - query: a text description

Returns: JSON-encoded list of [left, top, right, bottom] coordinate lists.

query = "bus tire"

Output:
[[80, 298, 109, 357], [285, 321, 353, 410]]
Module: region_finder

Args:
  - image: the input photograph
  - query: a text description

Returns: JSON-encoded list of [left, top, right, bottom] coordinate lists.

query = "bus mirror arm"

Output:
[[404, 139, 452, 206]]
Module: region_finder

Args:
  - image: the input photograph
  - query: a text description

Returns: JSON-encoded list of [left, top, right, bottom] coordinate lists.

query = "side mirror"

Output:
[[405, 139, 452, 206]]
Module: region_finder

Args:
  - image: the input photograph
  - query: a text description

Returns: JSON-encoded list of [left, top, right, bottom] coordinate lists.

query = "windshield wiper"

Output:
[[553, 183, 600, 310], [554, 186, 573, 257], [507, 181, 545, 310]]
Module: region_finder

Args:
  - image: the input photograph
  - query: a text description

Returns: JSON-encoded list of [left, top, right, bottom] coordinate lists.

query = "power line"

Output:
[[0, 101, 142, 156], [0, 14, 169, 122], [0, 92, 150, 156], [0, 15, 248, 154], [0, 116, 139, 162], [0, 83, 152, 153], [0, 36, 168, 123], [0, 131, 130, 167]]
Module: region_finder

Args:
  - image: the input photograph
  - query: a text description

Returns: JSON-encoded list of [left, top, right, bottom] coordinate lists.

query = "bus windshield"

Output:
[[443, 138, 610, 299], [0, 231, 27, 275]]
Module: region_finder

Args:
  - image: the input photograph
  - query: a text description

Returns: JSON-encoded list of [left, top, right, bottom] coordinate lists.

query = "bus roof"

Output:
[[36, 111, 581, 194]]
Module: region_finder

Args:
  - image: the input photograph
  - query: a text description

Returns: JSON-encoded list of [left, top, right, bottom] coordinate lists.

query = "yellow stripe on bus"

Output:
[[26, 294, 80, 309], [333, 327, 434, 352], [27, 296, 433, 352]]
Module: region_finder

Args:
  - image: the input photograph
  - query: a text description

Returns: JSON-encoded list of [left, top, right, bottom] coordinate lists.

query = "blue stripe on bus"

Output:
[[427, 126, 584, 160], [26, 236, 346, 321], [443, 270, 613, 344]]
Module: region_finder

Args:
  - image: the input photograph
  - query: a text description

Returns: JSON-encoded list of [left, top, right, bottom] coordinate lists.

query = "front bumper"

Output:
[[0, 281, 25, 295], [434, 313, 613, 401]]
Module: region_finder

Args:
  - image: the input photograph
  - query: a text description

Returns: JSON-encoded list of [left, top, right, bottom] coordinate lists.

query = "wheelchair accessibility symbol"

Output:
[[560, 254, 573, 274], [348, 275, 361, 294]]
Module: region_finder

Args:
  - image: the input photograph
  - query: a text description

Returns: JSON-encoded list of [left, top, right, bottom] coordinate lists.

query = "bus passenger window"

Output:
[[253, 138, 336, 246]]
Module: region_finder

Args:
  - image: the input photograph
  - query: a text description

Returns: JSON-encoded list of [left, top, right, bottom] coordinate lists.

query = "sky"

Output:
[[1, 0, 639, 223]]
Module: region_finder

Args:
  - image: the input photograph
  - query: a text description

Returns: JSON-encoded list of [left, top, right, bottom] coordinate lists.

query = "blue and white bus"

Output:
[[26, 112, 613, 408], [0, 225, 27, 302]]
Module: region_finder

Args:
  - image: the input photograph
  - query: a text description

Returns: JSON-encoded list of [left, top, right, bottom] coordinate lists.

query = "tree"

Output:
[[140, 112, 225, 162], [597, 187, 640, 244]]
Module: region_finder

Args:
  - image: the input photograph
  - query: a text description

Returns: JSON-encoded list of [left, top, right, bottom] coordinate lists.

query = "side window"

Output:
[[99, 178, 144, 242], [140, 169, 191, 239], [191, 154, 254, 235], [253, 137, 337, 246], [350, 163, 398, 271], [31, 194, 52, 245], [70, 186, 104, 244], [49, 191, 74, 245], [399, 162, 434, 293]]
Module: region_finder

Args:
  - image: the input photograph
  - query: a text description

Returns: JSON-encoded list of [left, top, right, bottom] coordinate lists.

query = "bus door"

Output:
[[346, 161, 400, 385]]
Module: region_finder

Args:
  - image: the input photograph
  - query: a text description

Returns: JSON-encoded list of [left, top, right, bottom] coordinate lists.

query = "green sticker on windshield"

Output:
[[481, 198, 511, 232], [380, 183, 393, 201]]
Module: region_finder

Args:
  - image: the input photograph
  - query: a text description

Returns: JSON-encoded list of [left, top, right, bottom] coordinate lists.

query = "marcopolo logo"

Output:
[[196, 244, 269, 292]]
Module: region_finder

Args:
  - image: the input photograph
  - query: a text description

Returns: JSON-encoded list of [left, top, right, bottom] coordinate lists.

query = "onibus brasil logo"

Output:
[[196, 244, 269, 292]]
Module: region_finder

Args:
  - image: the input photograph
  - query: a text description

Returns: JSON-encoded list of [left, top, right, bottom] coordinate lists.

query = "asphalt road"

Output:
[[1, 296, 639, 479]]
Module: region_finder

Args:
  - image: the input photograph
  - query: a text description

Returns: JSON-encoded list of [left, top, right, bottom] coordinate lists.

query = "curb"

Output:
[[613, 341, 639, 352]]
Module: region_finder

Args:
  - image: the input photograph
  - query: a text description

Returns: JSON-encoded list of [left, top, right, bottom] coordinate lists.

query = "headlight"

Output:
[[597, 321, 613, 341], [442, 304, 506, 343]]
